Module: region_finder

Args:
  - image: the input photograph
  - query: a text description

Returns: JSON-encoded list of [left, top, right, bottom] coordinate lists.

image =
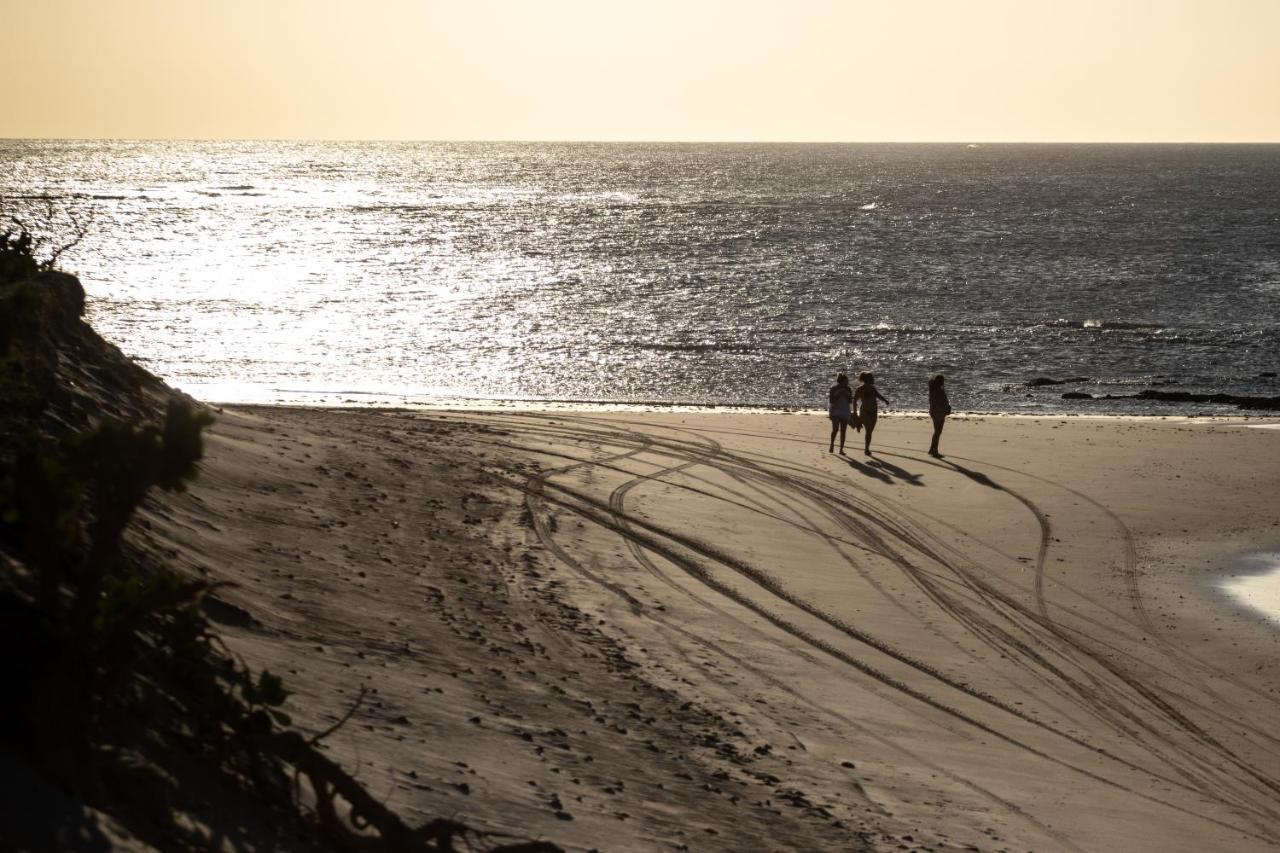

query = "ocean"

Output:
[[3, 140, 1278, 414]]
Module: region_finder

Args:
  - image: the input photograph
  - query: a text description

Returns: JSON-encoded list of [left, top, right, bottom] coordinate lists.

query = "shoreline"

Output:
[[192, 390, 1280, 423]]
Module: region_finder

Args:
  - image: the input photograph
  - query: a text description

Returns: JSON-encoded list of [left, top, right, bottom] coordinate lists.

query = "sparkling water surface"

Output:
[[3, 140, 1278, 412]]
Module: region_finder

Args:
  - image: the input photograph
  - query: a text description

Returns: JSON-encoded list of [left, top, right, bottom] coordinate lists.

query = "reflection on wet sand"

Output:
[[1219, 553, 1280, 624]]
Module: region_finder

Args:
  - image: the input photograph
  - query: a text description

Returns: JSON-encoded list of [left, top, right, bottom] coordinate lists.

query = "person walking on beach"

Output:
[[828, 373, 854, 454], [927, 374, 952, 457], [854, 371, 890, 456]]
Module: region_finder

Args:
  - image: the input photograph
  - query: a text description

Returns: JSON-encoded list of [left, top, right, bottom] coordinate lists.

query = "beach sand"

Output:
[[139, 407, 1280, 852]]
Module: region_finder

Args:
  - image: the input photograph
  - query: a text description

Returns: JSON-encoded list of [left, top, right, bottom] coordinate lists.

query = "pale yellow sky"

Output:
[[4, 0, 1278, 141]]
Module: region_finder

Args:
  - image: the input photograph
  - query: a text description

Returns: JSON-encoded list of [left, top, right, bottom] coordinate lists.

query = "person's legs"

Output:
[[929, 414, 945, 456], [837, 419, 848, 453], [863, 420, 875, 455], [829, 418, 838, 452]]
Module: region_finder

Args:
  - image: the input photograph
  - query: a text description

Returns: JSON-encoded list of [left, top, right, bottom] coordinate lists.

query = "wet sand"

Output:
[[141, 407, 1280, 852], [1218, 553, 1280, 624]]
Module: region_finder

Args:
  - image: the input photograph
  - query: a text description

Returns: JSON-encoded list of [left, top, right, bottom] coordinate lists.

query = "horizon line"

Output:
[[4, 136, 1280, 146]]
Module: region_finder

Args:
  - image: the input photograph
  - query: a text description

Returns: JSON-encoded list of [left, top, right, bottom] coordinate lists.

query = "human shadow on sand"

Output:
[[929, 456, 1004, 491], [842, 453, 923, 486]]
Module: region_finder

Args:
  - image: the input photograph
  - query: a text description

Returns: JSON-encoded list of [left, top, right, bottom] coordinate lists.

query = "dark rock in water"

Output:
[[1030, 376, 1091, 387], [1061, 392, 1093, 399], [1121, 390, 1280, 411], [1261, 372, 1277, 378]]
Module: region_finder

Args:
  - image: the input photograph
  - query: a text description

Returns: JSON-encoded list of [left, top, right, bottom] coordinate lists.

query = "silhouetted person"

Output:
[[928, 374, 951, 457], [854, 371, 890, 455], [828, 372, 853, 454]]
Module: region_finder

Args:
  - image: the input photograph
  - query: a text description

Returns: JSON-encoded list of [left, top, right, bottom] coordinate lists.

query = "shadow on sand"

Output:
[[933, 456, 1005, 491], [841, 452, 923, 486], [840, 450, 1008, 492]]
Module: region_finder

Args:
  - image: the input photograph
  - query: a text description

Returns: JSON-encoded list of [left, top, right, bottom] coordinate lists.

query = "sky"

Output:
[[4, 0, 1279, 142]]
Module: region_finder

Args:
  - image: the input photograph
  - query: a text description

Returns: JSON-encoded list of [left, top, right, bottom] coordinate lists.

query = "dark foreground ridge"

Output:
[[0, 227, 561, 852]]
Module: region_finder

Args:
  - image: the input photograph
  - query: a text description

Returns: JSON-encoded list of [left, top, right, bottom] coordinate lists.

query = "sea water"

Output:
[[2, 141, 1278, 412], [1218, 553, 1280, 625]]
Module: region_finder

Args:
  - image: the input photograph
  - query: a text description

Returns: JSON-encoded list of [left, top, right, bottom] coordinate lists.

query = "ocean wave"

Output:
[[793, 325, 942, 337], [57, 192, 134, 201], [1044, 319, 1165, 330], [633, 342, 758, 354]]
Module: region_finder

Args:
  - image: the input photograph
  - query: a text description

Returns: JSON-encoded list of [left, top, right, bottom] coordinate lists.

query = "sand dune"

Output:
[[144, 407, 1280, 852]]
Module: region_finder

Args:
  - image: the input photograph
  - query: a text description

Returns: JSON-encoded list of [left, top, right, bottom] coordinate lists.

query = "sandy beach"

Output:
[[135, 406, 1280, 852]]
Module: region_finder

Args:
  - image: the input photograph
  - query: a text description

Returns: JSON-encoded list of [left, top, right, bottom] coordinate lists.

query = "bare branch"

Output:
[[5, 200, 95, 271], [42, 205, 95, 271]]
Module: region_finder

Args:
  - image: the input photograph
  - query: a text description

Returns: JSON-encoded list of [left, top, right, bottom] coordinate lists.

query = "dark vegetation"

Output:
[[0, 221, 560, 851]]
